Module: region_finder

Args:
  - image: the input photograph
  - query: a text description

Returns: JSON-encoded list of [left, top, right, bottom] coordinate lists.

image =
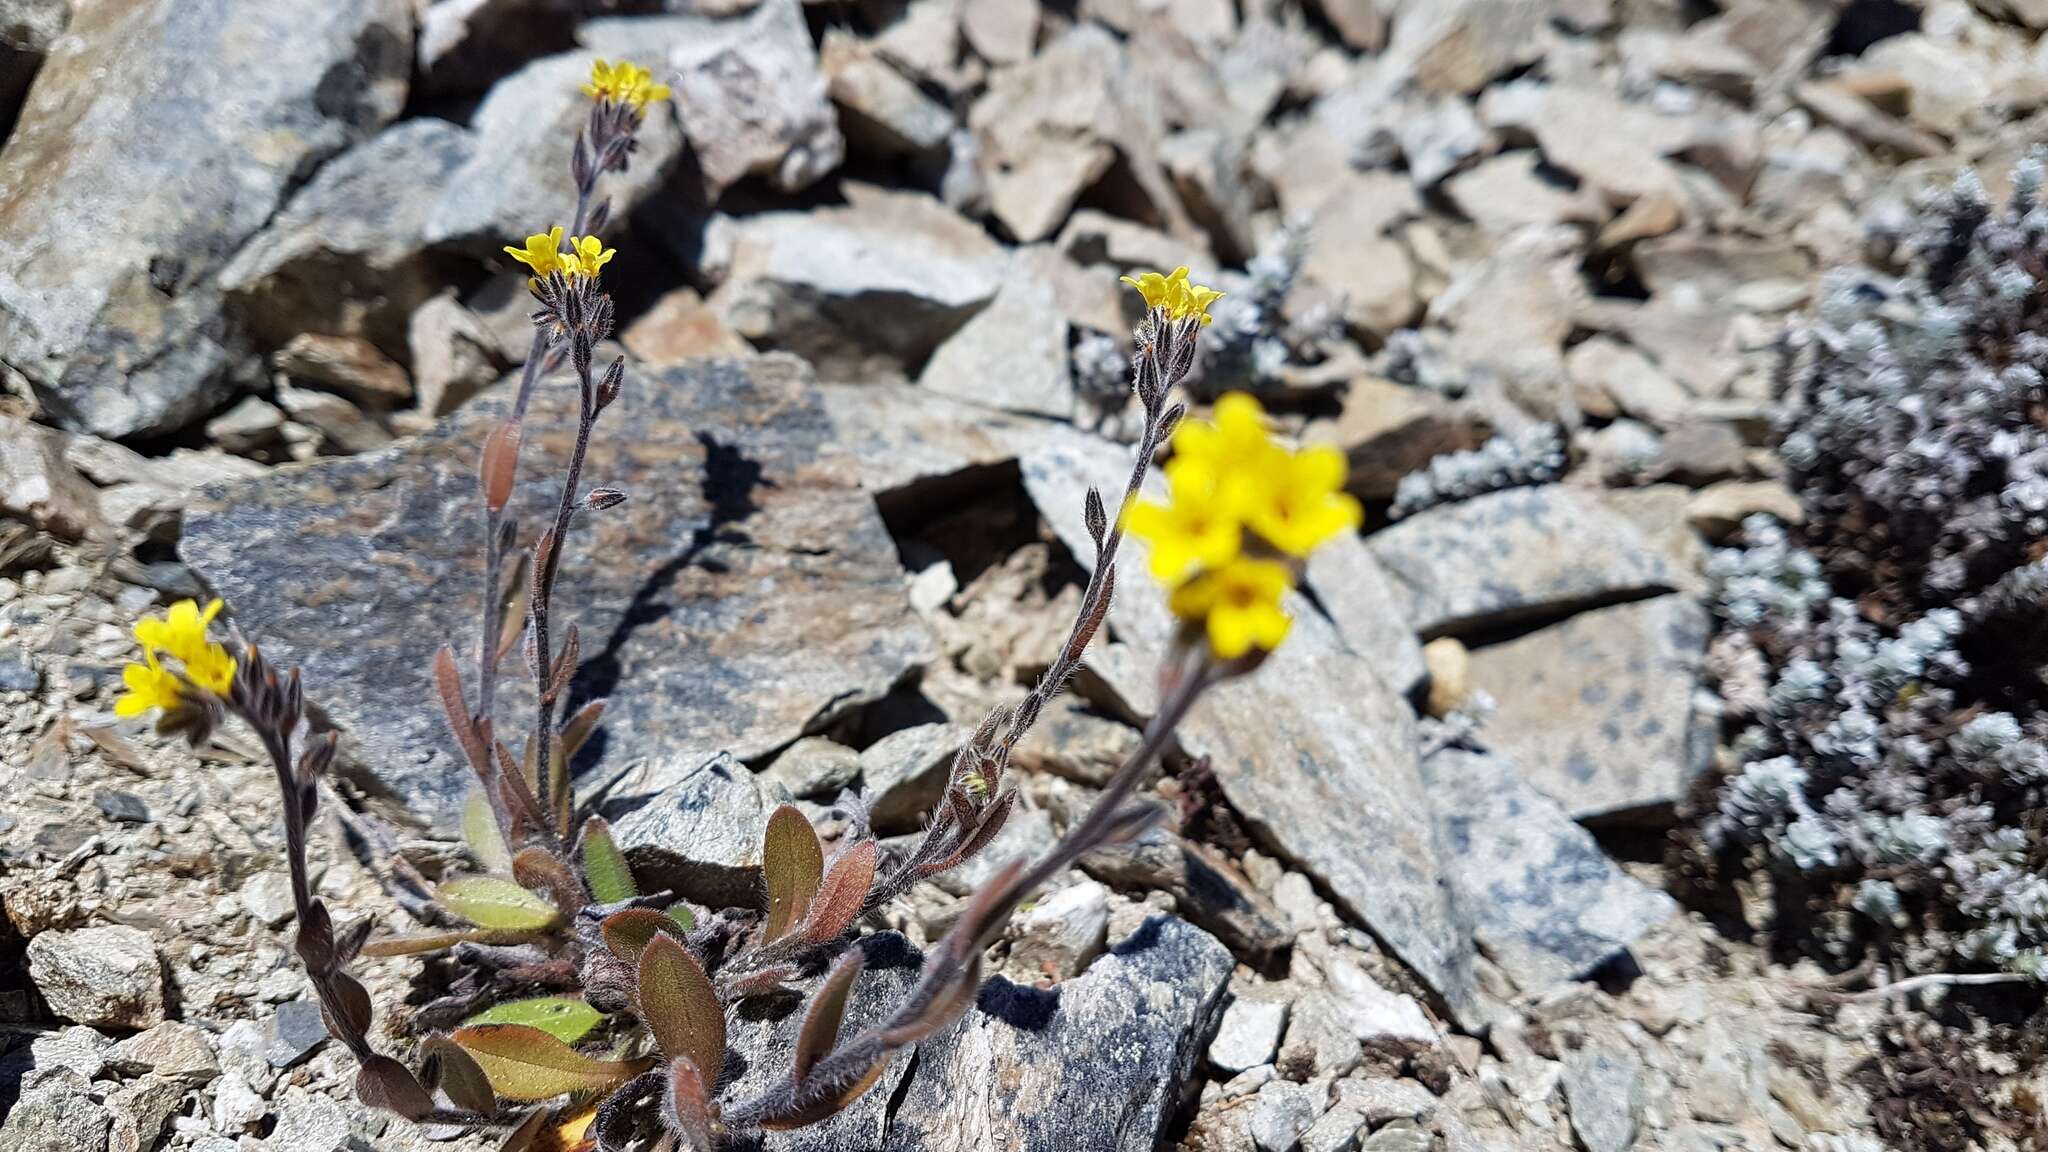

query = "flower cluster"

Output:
[[1120, 265, 1225, 327], [581, 58, 670, 112], [504, 226, 616, 283], [117, 598, 235, 718], [1127, 393, 1361, 660]]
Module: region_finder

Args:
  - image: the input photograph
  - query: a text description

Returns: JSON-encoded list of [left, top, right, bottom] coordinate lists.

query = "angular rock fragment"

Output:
[[1384, 0, 1548, 94], [25, 924, 163, 1029], [1302, 377, 1494, 505], [0, 1069, 110, 1152], [1367, 485, 1678, 638], [425, 49, 683, 250], [0, 0, 69, 133], [1422, 747, 1676, 990], [184, 355, 934, 829], [1303, 533, 1427, 697], [1209, 998, 1288, 1075], [1, 415, 98, 541], [1466, 594, 1709, 819], [1083, 825, 1295, 965], [221, 118, 474, 360], [888, 916, 1232, 1152], [1446, 152, 1608, 232], [822, 29, 955, 157], [610, 751, 775, 908], [584, 0, 841, 202], [859, 722, 967, 833], [710, 186, 1005, 379], [917, 256, 1076, 419], [0, 0, 411, 438], [1478, 80, 1702, 203]]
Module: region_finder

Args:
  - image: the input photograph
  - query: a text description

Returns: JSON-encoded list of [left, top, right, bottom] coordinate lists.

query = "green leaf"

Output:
[[465, 997, 604, 1045], [580, 817, 637, 905], [637, 934, 726, 1092], [762, 804, 824, 942], [440, 876, 561, 931], [668, 904, 695, 931], [462, 786, 512, 874], [449, 1023, 651, 1102]]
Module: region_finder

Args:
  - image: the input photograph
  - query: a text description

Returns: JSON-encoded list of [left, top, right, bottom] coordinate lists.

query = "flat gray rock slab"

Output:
[[609, 752, 774, 909], [184, 355, 933, 829], [1467, 593, 1709, 819], [885, 915, 1233, 1152], [1422, 748, 1676, 991], [1367, 485, 1677, 639], [1304, 532, 1427, 697], [1020, 434, 1480, 1025]]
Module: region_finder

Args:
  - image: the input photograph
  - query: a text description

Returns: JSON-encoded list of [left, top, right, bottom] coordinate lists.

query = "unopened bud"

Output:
[[481, 420, 523, 513], [583, 486, 628, 512], [597, 357, 625, 410]]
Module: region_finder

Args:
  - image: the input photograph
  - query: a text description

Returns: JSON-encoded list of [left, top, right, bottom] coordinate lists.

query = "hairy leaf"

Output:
[[759, 1056, 891, 1130], [466, 997, 604, 1045], [356, 1053, 437, 1119], [637, 934, 725, 1092], [441, 876, 562, 931], [580, 817, 637, 905], [512, 847, 584, 916], [794, 950, 865, 1082], [451, 1023, 652, 1102], [361, 926, 542, 957], [668, 904, 696, 932], [762, 804, 824, 942], [663, 1058, 716, 1151], [600, 907, 685, 962], [465, 785, 514, 874], [423, 1034, 499, 1114], [803, 839, 877, 945]]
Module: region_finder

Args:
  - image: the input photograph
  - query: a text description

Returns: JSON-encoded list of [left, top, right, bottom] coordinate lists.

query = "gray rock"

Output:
[[1304, 533, 1427, 697], [220, 118, 474, 360], [183, 355, 934, 830], [1298, 172, 1422, 339], [408, 291, 503, 418], [763, 736, 863, 799], [1020, 433, 1479, 1023], [1083, 825, 1295, 965], [238, 871, 296, 928], [1566, 336, 1692, 428], [414, 0, 575, 97], [1209, 998, 1288, 1075], [1, 416, 98, 541], [860, 722, 967, 834], [1446, 151, 1607, 232], [274, 381, 392, 456], [1276, 993, 1361, 1079], [1325, 957, 1434, 1051], [25, 925, 162, 1028], [95, 791, 149, 828], [822, 29, 954, 157], [204, 396, 286, 455], [268, 1087, 353, 1152], [1478, 80, 1700, 202], [1010, 694, 1139, 786], [105, 1016, 218, 1082], [0, 1068, 109, 1152], [1010, 878, 1110, 980], [1329, 1078, 1439, 1126], [0, 0, 411, 438], [105, 1074, 184, 1152], [710, 186, 1005, 379], [918, 256, 1076, 419], [425, 49, 683, 250], [0, 646, 37, 693], [1384, 0, 1547, 94], [1299, 1106, 1365, 1152], [1563, 1042, 1646, 1152], [1359, 1120, 1433, 1152], [1422, 748, 1676, 991], [583, 0, 841, 202], [610, 751, 775, 909], [265, 999, 329, 1068], [0, 0, 68, 126], [967, 24, 1192, 245], [1302, 377, 1494, 506], [23, 1026, 110, 1080], [1250, 1079, 1324, 1152], [1367, 485, 1678, 639], [887, 915, 1232, 1151], [1467, 594, 1708, 819], [721, 932, 922, 1152]]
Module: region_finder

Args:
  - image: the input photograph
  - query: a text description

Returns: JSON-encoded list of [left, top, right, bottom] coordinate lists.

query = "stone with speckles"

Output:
[[184, 354, 934, 830]]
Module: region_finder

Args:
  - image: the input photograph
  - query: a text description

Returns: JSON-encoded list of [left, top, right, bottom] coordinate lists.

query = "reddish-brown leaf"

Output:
[[664, 1058, 716, 1151], [423, 1034, 498, 1114], [600, 907, 684, 963], [356, 1053, 438, 1119], [758, 1057, 892, 1130], [762, 805, 824, 942], [434, 647, 489, 773], [482, 419, 523, 514], [802, 839, 877, 946], [794, 950, 865, 1082], [636, 934, 725, 1092]]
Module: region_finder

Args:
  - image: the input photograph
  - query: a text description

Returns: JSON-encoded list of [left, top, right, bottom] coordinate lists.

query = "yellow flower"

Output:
[[1170, 393, 1283, 507], [1125, 460, 1243, 582], [1170, 557, 1294, 660], [561, 234, 616, 280], [504, 226, 568, 279], [130, 597, 236, 697], [1119, 265, 1225, 326], [1241, 443, 1363, 558], [115, 653, 184, 718], [583, 59, 671, 112]]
